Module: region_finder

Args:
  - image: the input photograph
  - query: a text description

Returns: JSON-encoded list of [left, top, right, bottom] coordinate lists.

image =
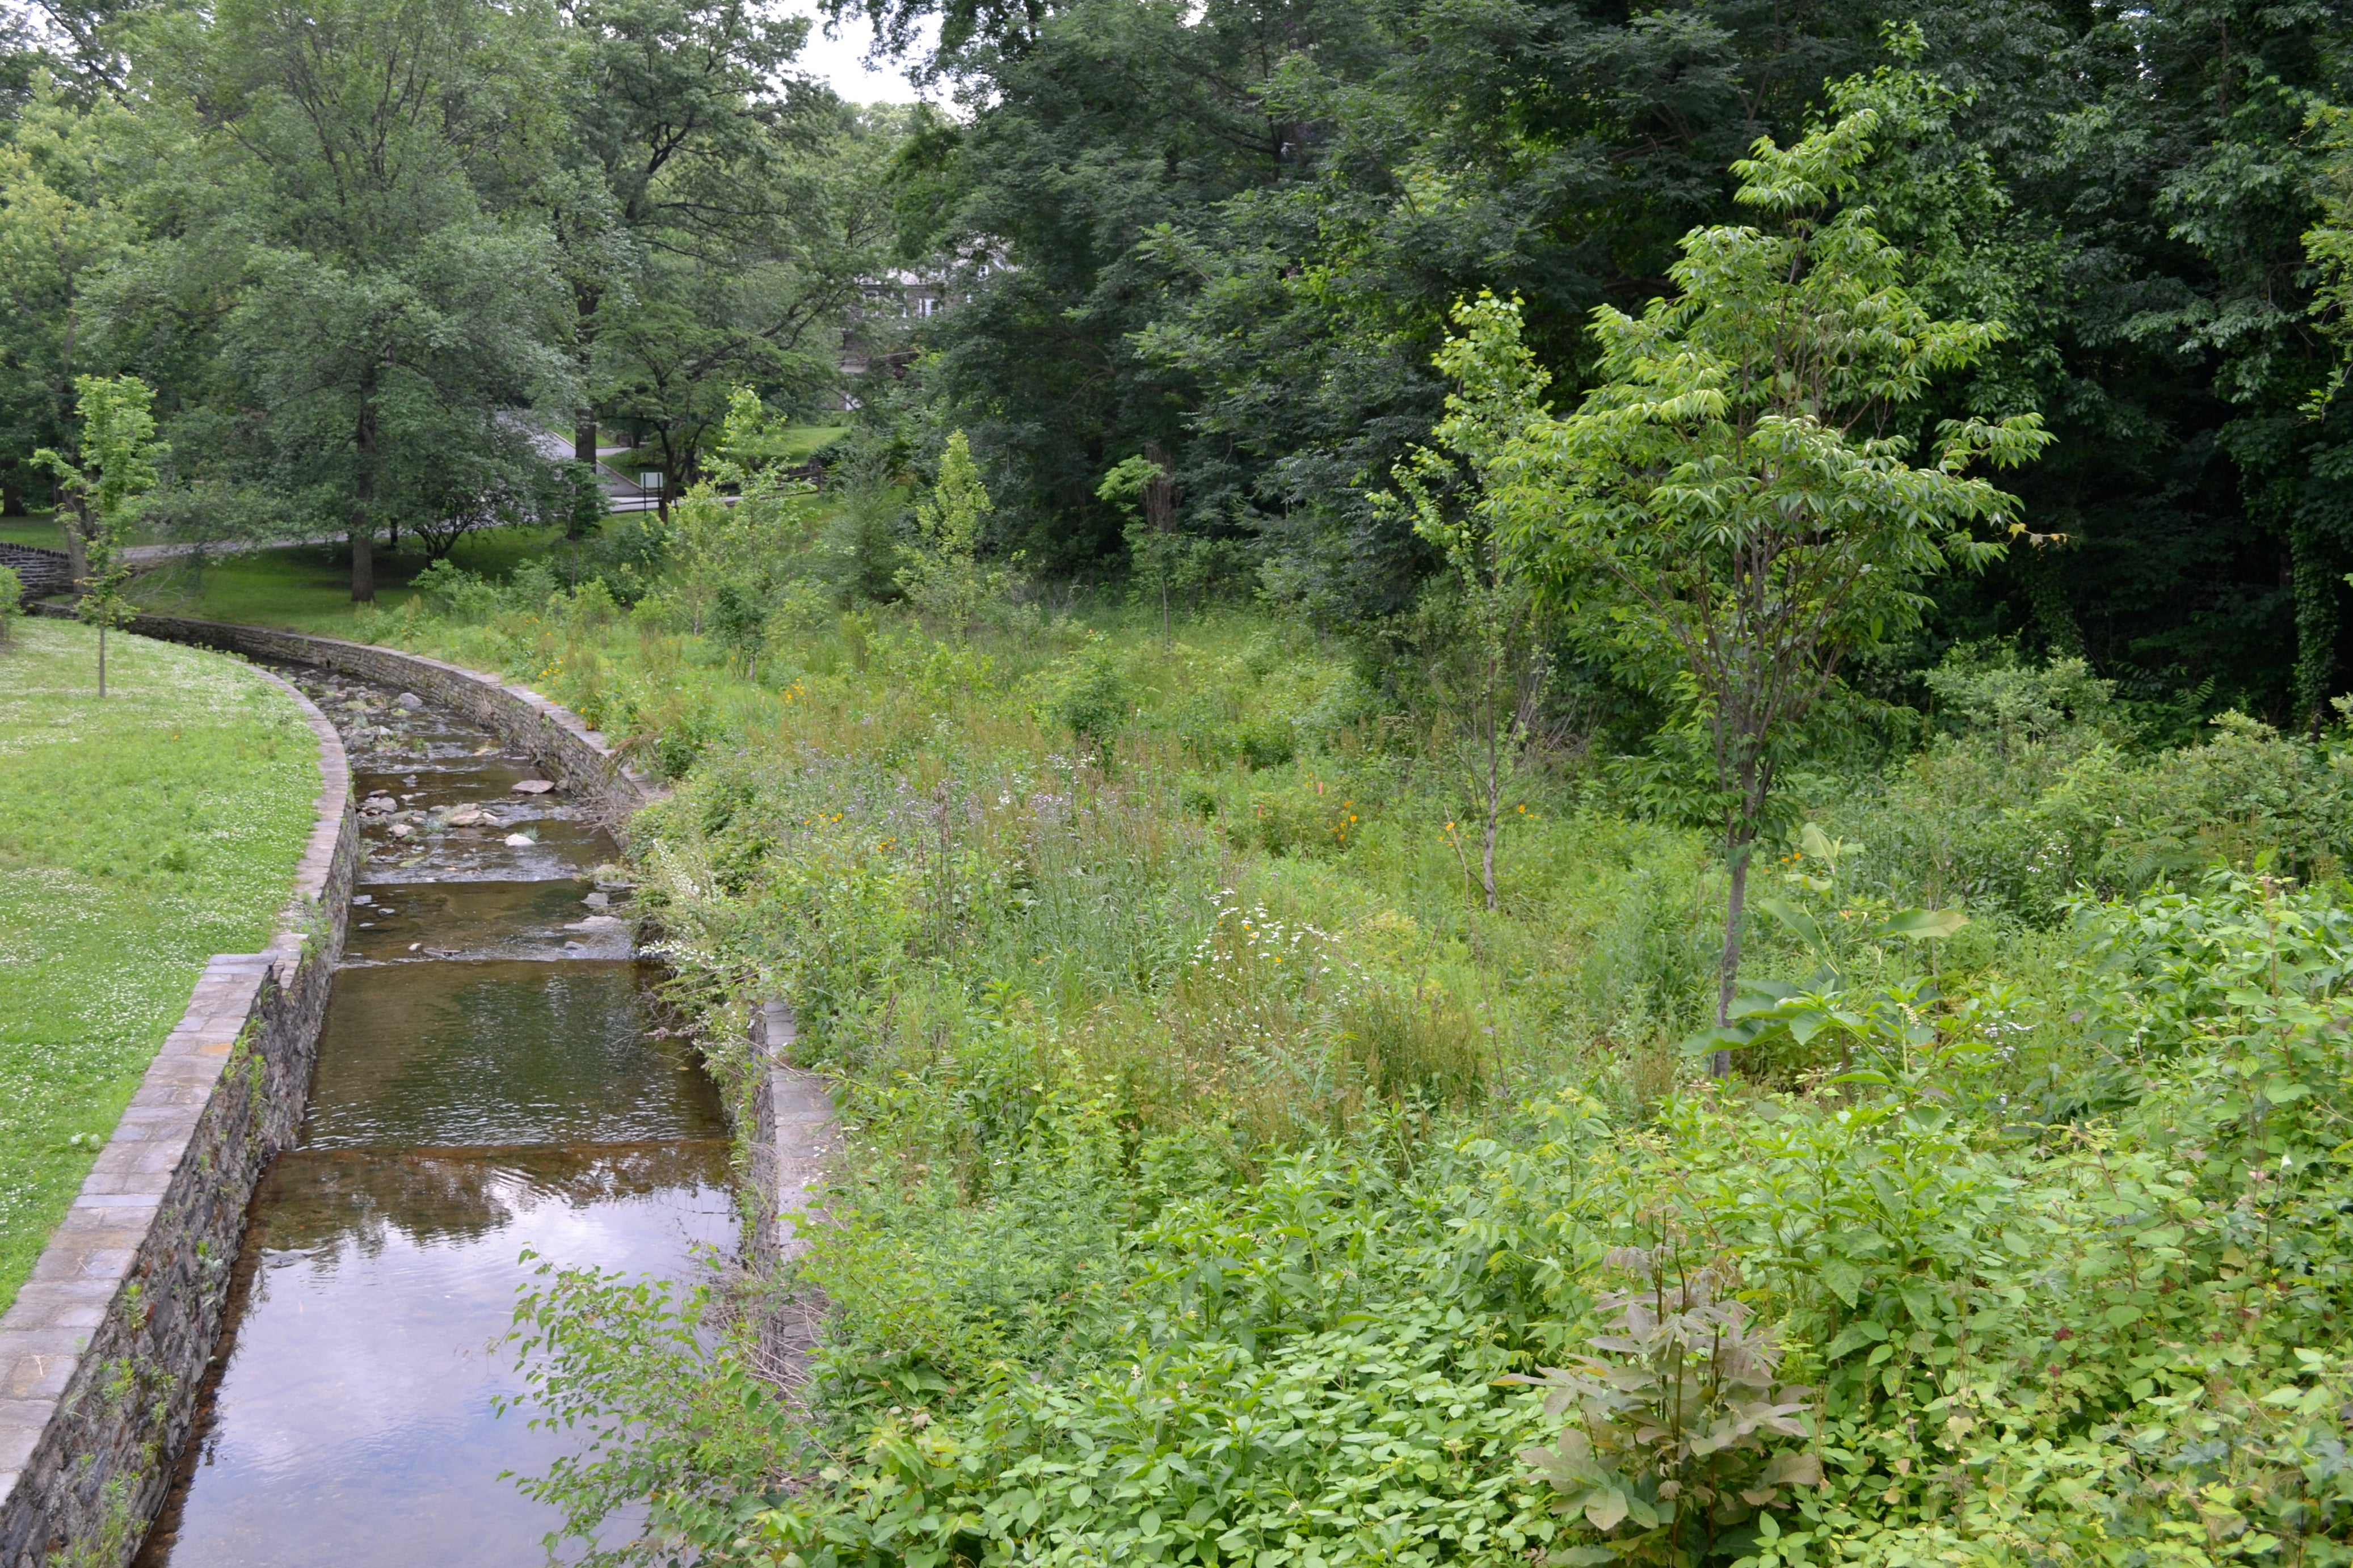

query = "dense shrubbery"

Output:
[[361, 449, 2353, 1567]]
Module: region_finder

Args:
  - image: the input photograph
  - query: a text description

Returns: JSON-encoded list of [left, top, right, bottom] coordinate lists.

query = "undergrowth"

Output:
[[363, 483, 2353, 1568]]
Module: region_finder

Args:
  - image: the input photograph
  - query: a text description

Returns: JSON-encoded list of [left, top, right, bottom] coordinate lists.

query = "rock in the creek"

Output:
[[583, 891, 609, 908], [511, 778, 556, 795], [565, 914, 628, 931], [390, 823, 415, 838], [444, 804, 490, 827], [589, 862, 634, 889], [395, 692, 424, 710], [503, 832, 536, 846]]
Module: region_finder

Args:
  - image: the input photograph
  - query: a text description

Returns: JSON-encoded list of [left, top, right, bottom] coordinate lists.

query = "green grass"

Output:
[[124, 527, 568, 634], [604, 423, 849, 474], [0, 618, 321, 1310], [0, 515, 68, 551]]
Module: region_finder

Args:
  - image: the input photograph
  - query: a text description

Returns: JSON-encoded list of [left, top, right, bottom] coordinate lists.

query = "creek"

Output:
[[134, 668, 731, 1567]]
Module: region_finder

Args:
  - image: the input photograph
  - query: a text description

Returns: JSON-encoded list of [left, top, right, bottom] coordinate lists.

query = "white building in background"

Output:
[[834, 252, 1004, 410]]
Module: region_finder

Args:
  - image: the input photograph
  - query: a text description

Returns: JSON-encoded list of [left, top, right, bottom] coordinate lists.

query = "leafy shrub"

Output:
[[816, 475, 908, 605], [1042, 646, 1126, 758], [1512, 1246, 1819, 1565], [1220, 777, 1366, 855], [409, 557, 506, 622], [1817, 650, 2353, 922], [0, 564, 20, 639], [2079, 711, 2353, 889]]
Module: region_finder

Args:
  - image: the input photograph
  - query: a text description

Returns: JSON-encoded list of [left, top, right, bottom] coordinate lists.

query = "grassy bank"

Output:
[[0, 619, 321, 1310], [118, 528, 570, 631], [363, 544, 2353, 1566], [0, 515, 67, 551]]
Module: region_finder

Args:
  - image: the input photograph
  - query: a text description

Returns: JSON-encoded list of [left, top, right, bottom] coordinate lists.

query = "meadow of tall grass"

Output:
[[363, 517, 2353, 1567]]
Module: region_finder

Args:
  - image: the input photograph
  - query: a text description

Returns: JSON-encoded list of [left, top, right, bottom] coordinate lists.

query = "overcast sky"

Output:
[[789, 6, 930, 104]]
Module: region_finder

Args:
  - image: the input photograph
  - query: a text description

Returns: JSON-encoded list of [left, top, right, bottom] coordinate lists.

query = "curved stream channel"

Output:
[[136, 669, 733, 1567]]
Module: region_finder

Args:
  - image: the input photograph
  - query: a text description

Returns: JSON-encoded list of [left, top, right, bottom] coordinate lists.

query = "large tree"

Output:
[[554, 0, 885, 487], [0, 84, 136, 529], [164, 0, 575, 599]]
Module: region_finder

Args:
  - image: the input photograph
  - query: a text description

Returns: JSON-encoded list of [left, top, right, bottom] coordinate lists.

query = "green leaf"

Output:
[[1818, 1259, 1864, 1309], [1874, 907, 1968, 941], [1824, 1320, 1883, 1359], [1756, 897, 1830, 955], [1761, 1451, 1823, 1487], [1681, 1023, 1760, 1056]]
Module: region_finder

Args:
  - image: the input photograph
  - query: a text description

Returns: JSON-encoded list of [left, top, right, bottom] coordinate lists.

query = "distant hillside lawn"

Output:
[[0, 619, 319, 1312]]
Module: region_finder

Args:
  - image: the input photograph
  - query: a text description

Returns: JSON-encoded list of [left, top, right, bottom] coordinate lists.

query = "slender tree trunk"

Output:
[[1711, 827, 1756, 1080], [351, 376, 378, 603], [62, 494, 90, 585], [98, 625, 107, 697], [574, 287, 600, 467], [1481, 697, 1501, 913], [1144, 441, 1176, 650], [2291, 523, 2337, 738]]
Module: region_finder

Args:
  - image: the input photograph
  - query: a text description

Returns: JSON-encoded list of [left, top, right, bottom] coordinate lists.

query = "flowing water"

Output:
[[136, 671, 732, 1568]]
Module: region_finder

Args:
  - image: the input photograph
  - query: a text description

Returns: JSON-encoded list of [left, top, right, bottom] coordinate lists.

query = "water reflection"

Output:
[[302, 960, 721, 1150], [141, 1149, 730, 1568]]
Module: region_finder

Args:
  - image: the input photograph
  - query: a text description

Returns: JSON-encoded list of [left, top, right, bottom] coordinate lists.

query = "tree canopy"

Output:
[[0, 0, 889, 597]]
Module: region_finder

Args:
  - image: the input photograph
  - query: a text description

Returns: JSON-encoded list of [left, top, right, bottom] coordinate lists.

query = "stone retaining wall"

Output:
[[743, 1003, 837, 1397], [0, 661, 355, 1568], [0, 545, 70, 600], [747, 1002, 838, 1269]]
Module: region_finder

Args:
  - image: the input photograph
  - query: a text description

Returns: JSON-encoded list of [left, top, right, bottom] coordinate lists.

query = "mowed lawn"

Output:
[[123, 528, 572, 634], [0, 619, 320, 1311], [0, 516, 68, 550]]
